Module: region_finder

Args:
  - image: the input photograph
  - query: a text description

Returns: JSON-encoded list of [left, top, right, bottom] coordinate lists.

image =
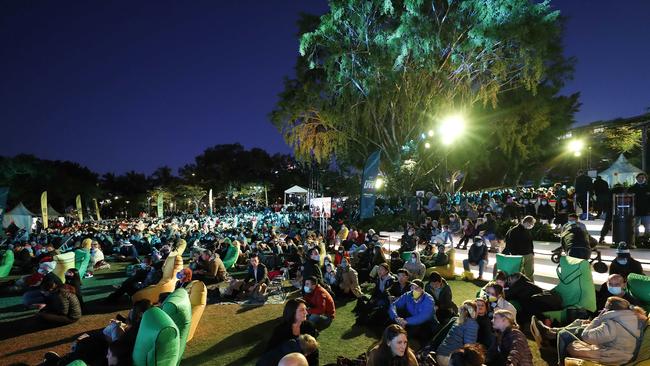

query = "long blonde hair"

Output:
[[606, 296, 648, 322], [494, 309, 518, 329], [458, 300, 477, 324]]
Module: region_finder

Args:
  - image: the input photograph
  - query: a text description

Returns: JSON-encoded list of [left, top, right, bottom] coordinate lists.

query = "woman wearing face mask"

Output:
[[485, 284, 516, 320], [487, 310, 534, 366], [335, 258, 363, 299], [403, 251, 426, 280], [435, 301, 479, 366], [323, 262, 338, 289], [474, 298, 496, 349], [366, 324, 418, 366]]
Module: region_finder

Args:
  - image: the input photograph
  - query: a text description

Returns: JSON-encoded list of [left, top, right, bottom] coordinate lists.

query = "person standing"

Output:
[[503, 216, 536, 279], [628, 172, 650, 248], [574, 170, 594, 219], [592, 176, 610, 218]]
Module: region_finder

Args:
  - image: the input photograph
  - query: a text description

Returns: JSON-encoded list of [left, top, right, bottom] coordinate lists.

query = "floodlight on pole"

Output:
[[375, 177, 384, 189], [427, 130, 434, 137], [568, 139, 584, 157], [439, 114, 466, 146], [424, 142, 431, 149]]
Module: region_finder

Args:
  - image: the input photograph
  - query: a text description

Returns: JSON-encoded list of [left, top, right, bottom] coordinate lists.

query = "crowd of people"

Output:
[[0, 173, 648, 366]]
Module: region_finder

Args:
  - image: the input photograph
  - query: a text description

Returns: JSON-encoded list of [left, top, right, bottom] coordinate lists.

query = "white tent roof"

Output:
[[39, 205, 62, 218], [599, 154, 644, 185], [7, 202, 36, 217], [600, 154, 643, 176], [284, 185, 309, 194]]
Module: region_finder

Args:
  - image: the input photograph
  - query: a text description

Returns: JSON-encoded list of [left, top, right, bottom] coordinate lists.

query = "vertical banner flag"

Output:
[[0, 187, 8, 238], [157, 192, 164, 218], [360, 150, 381, 220], [209, 189, 213, 216], [76, 194, 83, 223], [41, 191, 48, 229], [94, 199, 101, 221]]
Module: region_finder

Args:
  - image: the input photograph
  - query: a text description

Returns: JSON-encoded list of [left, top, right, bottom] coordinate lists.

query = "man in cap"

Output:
[[609, 242, 644, 280]]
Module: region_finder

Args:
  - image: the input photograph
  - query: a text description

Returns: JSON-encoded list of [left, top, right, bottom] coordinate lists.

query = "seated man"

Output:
[[463, 236, 488, 280], [354, 263, 394, 325], [387, 268, 412, 302], [192, 249, 227, 284], [505, 272, 562, 325], [425, 271, 458, 325], [106, 256, 162, 303], [389, 279, 439, 345], [302, 276, 335, 330], [595, 273, 640, 311], [609, 242, 644, 280], [225, 253, 269, 301]]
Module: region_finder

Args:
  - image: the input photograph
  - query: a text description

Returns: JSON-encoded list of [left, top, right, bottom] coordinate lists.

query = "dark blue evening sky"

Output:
[[1, 0, 648, 174]]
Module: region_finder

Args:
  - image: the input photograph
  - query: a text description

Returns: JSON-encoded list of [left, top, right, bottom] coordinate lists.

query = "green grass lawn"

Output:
[[0, 263, 550, 365]]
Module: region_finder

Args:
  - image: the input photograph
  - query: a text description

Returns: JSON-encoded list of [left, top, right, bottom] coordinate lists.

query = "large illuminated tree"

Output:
[[272, 0, 578, 192]]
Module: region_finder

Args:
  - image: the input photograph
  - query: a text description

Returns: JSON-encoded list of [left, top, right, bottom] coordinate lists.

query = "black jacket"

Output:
[[593, 178, 610, 197], [609, 257, 644, 280], [467, 243, 488, 264], [302, 259, 323, 284], [265, 320, 318, 366], [504, 224, 534, 256], [244, 263, 269, 285], [537, 204, 555, 221], [629, 183, 650, 216], [575, 174, 593, 196]]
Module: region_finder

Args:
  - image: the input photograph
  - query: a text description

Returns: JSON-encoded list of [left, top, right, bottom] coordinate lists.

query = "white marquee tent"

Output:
[[2, 202, 36, 233], [284, 185, 309, 205], [599, 154, 644, 187]]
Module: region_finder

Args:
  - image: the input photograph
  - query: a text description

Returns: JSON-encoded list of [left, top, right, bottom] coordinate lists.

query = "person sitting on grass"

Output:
[[435, 300, 479, 366], [487, 309, 533, 366], [267, 298, 319, 366], [387, 268, 412, 302], [36, 275, 82, 326], [448, 343, 486, 366], [225, 252, 269, 301], [323, 262, 338, 290], [403, 251, 426, 280], [41, 299, 152, 366], [334, 257, 362, 299], [389, 278, 439, 345], [485, 284, 517, 320], [531, 296, 646, 366], [354, 263, 395, 326], [425, 271, 458, 325], [462, 236, 488, 280], [366, 324, 418, 366], [302, 276, 335, 330], [88, 240, 110, 277], [192, 249, 227, 284], [105, 256, 163, 303], [257, 334, 319, 366]]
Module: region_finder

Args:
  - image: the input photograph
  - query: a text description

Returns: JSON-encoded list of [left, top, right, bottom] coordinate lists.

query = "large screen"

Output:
[[310, 197, 332, 218]]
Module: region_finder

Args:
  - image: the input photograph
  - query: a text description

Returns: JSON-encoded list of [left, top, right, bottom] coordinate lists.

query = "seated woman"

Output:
[[487, 310, 533, 366], [334, 257, 362, 299], [531, 296, 646, 366], [485, 284, 517, 320], [403, 251, 426, 280], [64, 268, 85, 312], [425, 271, 458, 325], [474, 298, 495, 350], [266, 299, 319, 366], [389, 251, 405, 275], [37, 276, 82, 326], [448, 343, 486, 366], [436, 301, 479, 366], [88, 240, 110, 277], [366, 324, 418, 366], [257, 334, 319, 366]]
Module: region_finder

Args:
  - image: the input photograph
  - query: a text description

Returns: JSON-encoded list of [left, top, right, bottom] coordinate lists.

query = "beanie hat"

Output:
[[616, 242, 630, 254]]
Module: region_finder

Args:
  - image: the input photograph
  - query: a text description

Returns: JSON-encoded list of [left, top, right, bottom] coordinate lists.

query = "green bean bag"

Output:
[[400, 251, 413, 262], [133, 307, 180, 366], [222, 241, 239, 270], [627, 273, 650, 312], [495, 254, 523, 276], [161, 288, 192, 364], [66, 360, 88, 366], [543, 255, 597, 324], [0, 249, 14, 278], [74, 249, 91, 279]]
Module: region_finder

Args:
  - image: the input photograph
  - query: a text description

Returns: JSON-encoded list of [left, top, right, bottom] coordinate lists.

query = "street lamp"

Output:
[[568, 139, 584, 157], [439, 114, 466, 146], [375, 177, 384, 189], [424, 142, 431, 149]]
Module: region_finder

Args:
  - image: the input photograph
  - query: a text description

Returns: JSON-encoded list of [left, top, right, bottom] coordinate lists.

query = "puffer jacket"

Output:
[[436, 318, 479, 356], [580, 309, 642, 364], [335, 266, 363, 297], [488, 327, 533, 366]]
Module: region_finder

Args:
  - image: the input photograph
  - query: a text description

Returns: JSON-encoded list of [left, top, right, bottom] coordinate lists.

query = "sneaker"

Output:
[[84, 272, 94, 278], [43, 351, 61, 363], [530, 315, 557, 347], [530, 316, 544, 347]]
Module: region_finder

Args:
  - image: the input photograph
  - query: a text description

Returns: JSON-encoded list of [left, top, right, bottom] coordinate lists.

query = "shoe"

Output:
[[530, 315, 557, 347], [84, 272, 94, 278], [43, 351, 61, 363], [530, 316, 544, 347]]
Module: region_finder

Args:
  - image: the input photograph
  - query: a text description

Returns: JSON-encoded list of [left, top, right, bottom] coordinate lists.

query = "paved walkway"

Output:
[[378, 219, 650, 290]]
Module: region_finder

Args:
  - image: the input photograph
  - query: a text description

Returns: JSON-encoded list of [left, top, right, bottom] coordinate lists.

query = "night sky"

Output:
[[1, 0, 648, 174]]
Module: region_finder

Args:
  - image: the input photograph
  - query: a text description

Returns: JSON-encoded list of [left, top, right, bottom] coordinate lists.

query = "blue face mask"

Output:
[[608, 286, 622, 295], [176, 272, 184, 279], [303, 286, 312, 294], [568, 220, 576, 225]]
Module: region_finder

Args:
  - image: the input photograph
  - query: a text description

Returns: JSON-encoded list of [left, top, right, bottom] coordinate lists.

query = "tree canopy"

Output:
[[272, 0, 579, 191]]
